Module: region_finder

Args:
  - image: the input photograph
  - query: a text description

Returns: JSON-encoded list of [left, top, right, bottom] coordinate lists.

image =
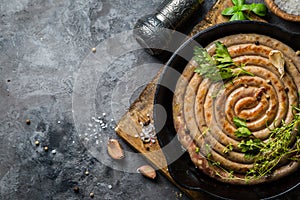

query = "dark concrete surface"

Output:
[[0, 0, 299, 200]]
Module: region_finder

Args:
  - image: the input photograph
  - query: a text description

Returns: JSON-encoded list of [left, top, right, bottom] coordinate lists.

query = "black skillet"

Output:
[[154, 21, 300, 200]]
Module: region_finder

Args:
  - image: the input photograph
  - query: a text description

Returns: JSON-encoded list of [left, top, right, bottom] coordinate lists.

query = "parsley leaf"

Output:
[[235, 127, 252, 138], [233, 117, 252, 138], [214, 41, 234, 63], [233, 116, 247, 127], [193, 42, 252, 82]]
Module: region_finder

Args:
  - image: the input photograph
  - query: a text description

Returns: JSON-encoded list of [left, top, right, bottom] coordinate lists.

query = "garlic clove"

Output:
[[269, 50, 285, 79], [137, 165, 156, 179], [107, 139, 124, 160]]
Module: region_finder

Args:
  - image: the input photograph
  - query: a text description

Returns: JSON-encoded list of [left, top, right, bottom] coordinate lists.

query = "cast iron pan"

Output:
[[154, 21, 300, 200]]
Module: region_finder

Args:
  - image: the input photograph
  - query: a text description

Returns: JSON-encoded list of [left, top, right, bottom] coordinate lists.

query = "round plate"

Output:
[[154, 21, 300, 200]]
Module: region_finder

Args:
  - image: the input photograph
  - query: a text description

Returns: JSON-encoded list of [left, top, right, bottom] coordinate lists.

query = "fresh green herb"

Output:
[[235, 110, 300, 179], [248, 115, 300, 177], [195, 147, 200, 153], [233, 117, 252, 138], [213, 41, 234, 63], [223, 144, 234, 154], [193, 41, 253, 82], [204, 143, 213, 158], [193, 46, 221, 82], [235, 127, 252, 138], [221, 110, 299, 180], [233, 116, 247, 128], [201, 127, 210, 137], [222, 0, 267, 21], [238, 139, 262, 157], [234, 117, 259, 155], [212, 161, 221, 166]]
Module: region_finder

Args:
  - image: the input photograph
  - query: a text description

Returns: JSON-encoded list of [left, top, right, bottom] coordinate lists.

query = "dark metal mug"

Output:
[[133, 0, 202, 55]]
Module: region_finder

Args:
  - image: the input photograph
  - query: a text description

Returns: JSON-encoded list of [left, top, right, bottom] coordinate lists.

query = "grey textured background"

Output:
[[0, 0, 299, 199]]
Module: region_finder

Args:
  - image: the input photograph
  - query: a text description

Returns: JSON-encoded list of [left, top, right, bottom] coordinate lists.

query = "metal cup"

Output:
[[133, 0, 202, 55]]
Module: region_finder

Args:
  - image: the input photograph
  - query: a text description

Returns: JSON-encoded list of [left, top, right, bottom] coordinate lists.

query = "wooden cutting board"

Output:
[[115, 0, 264, 199]]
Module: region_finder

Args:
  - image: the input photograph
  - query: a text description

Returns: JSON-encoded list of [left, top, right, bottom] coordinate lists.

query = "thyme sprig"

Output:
[[196, 109, 300, 182], [247, 115, 300, 178]]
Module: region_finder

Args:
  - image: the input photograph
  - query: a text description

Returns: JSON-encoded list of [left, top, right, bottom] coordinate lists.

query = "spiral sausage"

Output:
[[173, 33, 300, 184]]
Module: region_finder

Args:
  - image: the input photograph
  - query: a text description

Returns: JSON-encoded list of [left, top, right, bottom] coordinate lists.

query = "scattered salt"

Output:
[[274, 0, 300, 15]]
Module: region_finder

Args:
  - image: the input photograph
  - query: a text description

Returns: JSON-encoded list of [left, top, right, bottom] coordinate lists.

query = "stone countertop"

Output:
[[0, 0, 299, 200]]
